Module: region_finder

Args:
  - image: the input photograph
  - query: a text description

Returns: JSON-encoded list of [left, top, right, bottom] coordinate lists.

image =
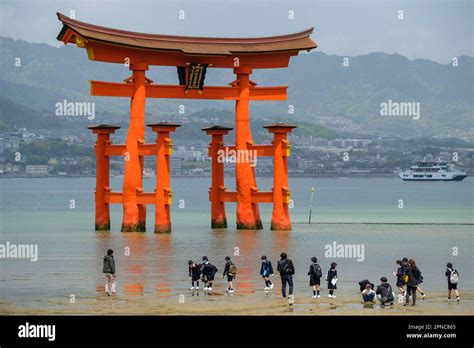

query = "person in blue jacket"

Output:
[[260, 255, 274, 291]]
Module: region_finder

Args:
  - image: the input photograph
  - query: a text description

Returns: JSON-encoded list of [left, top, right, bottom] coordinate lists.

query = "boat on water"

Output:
[[399, 161, 467, 181]]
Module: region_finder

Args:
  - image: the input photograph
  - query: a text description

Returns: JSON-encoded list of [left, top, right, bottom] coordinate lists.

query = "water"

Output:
[[0, 176, 473, 309]]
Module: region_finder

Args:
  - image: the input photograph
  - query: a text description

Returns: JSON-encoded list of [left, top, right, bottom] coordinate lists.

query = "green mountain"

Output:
[[1, 36, 472, 138]]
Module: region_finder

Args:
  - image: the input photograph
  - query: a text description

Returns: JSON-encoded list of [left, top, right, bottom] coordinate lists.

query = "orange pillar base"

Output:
[[271, 221, 291, 231], [211, 217, 227, 229], [154, 224, 171, 234], [95, 222, 111, 231], [121, 223, 146, 232]]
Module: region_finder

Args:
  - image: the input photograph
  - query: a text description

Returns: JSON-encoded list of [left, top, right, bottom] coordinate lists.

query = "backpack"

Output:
[[279, 259, 292, 275], [228, 263, 237, 276], [449, 269, 459, 284], [312, 264, 322, 278]]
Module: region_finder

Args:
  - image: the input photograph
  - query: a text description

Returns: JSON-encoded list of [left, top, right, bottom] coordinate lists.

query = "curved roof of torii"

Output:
[[56, 13, 317, 56]]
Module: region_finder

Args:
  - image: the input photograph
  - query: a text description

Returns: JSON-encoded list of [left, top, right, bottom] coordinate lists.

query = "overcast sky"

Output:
[[1, 0, 472, 63]]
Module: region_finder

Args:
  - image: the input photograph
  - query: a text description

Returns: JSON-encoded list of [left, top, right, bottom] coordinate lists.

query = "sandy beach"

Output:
[[2, 289, 473, 316]]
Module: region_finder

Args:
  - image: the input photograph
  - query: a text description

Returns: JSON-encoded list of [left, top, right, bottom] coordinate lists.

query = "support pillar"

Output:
[[88, 124, 120, 231], [202, 125, 233, 228], [264, 122, 297, 231], [121, 63, 149, 232], [148, 122, 181, 233], [234, 67, 262, 230]]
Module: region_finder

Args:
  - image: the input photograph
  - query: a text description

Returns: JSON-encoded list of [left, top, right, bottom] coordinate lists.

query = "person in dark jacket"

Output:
[[188, 260, 201, 290], [201, 256, 218, 291], [376, 277, 395, 306], [103, 249, 116, 296], [445, 263, 460, 302], [260, 255, 274, 291], [404, 259, 422, 306], [277, 252, 295, 301], [308, 256, 322, 298], [326, 262, 338, 298], [393, 260, 405, 294], [222, 256, 236, 293]]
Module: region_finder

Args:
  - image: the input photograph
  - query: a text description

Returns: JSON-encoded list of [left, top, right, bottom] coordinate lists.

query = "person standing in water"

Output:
[[326, 262, 338, 298], [103, 249, 116, 296], [277, 252, 295, 302], [222, 256, 237, 293], [188, 260, 201, 290], [260, 255, 274, 291], [201, 256, 218, 291], [445, 263, 460, 302], [307, 256, 322, 298]]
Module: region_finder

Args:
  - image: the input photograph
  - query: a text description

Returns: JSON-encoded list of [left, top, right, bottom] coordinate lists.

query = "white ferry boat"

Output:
[[399, 161, 467, 181]]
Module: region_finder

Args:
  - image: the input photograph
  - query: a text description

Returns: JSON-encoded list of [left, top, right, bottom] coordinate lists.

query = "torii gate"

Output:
[[56, 13, 317, 232]]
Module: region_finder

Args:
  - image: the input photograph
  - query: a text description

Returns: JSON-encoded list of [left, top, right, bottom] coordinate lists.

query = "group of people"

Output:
[[102, 250, 462, 305], [359, 257, 461, 306]]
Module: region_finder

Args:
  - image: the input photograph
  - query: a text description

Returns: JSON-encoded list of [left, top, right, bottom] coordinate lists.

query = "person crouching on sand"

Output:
[[361, 283, 376, 303], [445, 262, 460, 302], [223, 256, 236, 293], [308, 256, 322, 298], [326, 262, 338, 298], [376, 277, 395, 306], [260, 255, 274, 291], [103, 249, 116, 296], [188, 260, 201, 290]]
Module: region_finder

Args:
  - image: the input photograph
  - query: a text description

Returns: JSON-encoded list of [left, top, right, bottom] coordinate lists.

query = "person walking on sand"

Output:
[[308, 256, 322, 298], [260, 255, 274, 291], [188, 260, 201, 290], [277, 252, 295, 302], [445, 263, 460, 302], [223, 256, 237, 293], [394, 260, 405, 294], [326, 262, 338, 298], [103, 249, 116, 296], [404, 259, 421, 306], [201, 256, 218, 291], [376, 277, 395, 306]]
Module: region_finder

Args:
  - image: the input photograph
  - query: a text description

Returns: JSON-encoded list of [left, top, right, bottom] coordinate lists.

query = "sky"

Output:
[[0, 0, 472, 63]]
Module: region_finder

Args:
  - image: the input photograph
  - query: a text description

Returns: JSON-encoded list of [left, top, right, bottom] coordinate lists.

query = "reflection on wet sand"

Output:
[[122, 233, 146, 298], [153, 234, 172, 298]]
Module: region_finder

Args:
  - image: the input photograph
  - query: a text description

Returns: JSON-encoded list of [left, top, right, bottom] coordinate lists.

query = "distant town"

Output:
[[1, 123, 473, 178]]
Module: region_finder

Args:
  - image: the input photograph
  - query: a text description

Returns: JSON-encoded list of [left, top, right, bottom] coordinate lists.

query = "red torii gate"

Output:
[[56, 13, 317, 232]]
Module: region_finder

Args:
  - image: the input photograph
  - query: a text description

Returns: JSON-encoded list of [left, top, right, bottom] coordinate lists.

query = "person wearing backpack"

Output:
[[307, 256, 322, 298], [260, 255, 274, 291], [445, 262, 460, 302], [404, 259, 421, 306], [376, 276, 395, 306], [277, 252, 295, 301], [326, 262, 338, 298], [223, 256, 237, 293], [201, 256, 218, 291], [188, 260, 201, 290]]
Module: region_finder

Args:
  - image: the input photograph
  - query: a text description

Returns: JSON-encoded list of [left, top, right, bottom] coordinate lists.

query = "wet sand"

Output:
[[1, 289, 473, 316]]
